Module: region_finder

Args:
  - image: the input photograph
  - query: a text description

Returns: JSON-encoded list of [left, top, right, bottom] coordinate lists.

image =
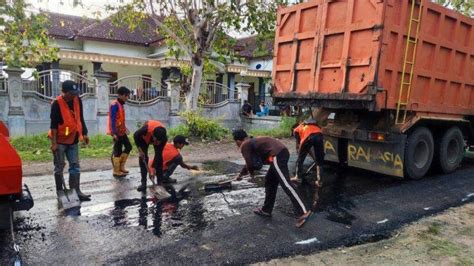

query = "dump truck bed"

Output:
[[272, 0, 474, 116]]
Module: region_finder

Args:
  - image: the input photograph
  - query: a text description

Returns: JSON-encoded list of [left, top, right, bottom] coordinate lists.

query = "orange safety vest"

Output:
[[293, 123, 321, 145], [142, 120, 165, 144], [106, 100, 126, 136], [148, 143, 180, 174], [48, 95, 83, 144]]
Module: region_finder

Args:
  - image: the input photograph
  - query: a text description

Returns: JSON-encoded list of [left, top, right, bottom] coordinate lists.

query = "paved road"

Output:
[[0, 157, 473, 265]]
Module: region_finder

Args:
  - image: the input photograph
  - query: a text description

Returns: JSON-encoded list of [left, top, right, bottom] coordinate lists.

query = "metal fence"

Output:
[[199, 81, 238, 106], [0, 75, 6, 93], [22, 70, 96, 100], [109, 75, 168, 104]]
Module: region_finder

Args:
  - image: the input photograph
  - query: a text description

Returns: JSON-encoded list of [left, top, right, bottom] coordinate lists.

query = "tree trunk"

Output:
[[185, 62, 204, 110]]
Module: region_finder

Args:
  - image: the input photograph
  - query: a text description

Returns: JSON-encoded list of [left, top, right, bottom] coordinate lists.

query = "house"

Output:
[[39, 12, 274, 110]]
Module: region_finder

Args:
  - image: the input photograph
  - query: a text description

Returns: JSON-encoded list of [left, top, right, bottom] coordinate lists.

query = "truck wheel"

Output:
[[438, 127, 464, 174], [405, 127, 434, 179]]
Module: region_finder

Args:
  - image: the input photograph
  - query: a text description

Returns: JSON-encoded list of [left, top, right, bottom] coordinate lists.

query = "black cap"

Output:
[[62, 80, 80, 95], [173, 135, 189, 145]]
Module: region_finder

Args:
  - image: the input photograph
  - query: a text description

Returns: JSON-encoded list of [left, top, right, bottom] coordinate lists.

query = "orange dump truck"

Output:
[[272, 0, 473, 179]]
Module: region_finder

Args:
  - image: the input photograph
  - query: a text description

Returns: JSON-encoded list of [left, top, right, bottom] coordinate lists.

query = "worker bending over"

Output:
[[148, 135, 199, 184], [133, 120, 167, 192], [233, 129, 312, 228], [49, 80, 91, 201], [292, 119, 324, 186], [107, 86, 132, 178]]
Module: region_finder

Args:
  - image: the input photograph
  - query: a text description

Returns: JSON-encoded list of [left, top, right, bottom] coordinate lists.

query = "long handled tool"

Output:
[[141, 157, 170, 200], [57, 174, 80, 210]]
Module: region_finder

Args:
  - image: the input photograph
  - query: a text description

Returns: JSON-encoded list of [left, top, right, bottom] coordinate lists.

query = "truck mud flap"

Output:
[[347, 139, 405, 178], [324, 136, 339, 163]]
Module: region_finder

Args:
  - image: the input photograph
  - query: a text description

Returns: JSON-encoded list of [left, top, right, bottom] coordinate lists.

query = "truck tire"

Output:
[[405, 127, 434, 179], [438, 127, 464, 174]]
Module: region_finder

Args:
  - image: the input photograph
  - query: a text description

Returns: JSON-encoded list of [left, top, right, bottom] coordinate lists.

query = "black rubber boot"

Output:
[[137, 176, 147, 192], [70, 173, 91, 201], [54, 173, 64, 192]]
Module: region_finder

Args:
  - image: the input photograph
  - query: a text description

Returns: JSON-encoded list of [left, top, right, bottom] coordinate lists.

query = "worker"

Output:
[[232, 129, 312, 228], [133, 120, 167, 192], [148, 135, 199, 184], [107, 86, 132, 178], [49, 80, 91, 201], [292, 118, 324, 186]]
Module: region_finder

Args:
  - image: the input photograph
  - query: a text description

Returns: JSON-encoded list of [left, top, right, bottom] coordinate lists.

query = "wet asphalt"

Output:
[[0, 156, 473, 265]]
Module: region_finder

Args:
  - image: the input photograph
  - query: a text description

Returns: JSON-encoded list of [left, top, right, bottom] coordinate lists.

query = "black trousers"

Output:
[[296, 133, 324, 178], [113, 135, 132, 157], [263, 148, 308, 215], [137, 142, 166, 183]]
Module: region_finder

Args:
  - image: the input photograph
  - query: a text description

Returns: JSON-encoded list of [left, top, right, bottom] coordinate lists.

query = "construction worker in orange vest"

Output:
[[49, 80, 91, 201], [148, 135, 199, 184], [292, 118, 324, 186], [107, 86, 132, 178], [133, 120, 167, 192]]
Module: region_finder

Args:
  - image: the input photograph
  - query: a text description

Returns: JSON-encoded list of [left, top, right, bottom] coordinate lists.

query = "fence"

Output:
[[109, 75, 168, 104], [199, 81, 239, 106], [0, 75, 6, 93], [22, 70, 96, 100]]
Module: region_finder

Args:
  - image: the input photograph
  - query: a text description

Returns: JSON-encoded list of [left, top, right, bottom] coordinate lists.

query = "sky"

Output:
[[26, 0, 303, 18]]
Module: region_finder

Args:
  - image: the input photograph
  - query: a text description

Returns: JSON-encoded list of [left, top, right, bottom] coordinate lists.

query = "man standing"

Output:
[[233, 129, 312, 228], [49, 80, 91, 201], [133, 120, 167, 192], [148, 135, 199, 184], [292, 119, 324, 186], [107, 86, 132, 178]]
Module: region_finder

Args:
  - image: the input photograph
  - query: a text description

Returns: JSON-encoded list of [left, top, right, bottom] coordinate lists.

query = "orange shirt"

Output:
[[293, 123, 321, 145]]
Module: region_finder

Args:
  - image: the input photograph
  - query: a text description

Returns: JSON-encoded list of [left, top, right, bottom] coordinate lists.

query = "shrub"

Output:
[[179, 110, 229, 141]]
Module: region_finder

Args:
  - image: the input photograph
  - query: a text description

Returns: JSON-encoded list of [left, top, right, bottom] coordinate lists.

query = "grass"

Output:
[[10, 134, 137, 162], [249, 116, 297, 138]]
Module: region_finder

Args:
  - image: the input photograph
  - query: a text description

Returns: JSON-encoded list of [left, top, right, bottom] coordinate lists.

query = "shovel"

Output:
[[57, 175, 80, 210], [142, 157, 171, 200]]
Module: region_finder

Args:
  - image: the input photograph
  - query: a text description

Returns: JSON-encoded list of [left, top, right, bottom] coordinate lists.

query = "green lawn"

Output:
[[10, 134, 137, 162]]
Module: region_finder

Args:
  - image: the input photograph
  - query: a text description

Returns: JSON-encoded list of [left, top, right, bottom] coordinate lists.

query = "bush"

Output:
[[179, 110, 229, 141], [167, 124, 190, 140], [250, 116, 297, 138]]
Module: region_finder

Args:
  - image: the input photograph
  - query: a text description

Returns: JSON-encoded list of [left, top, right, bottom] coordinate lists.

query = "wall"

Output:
[[241, 116, 281, 131], [248, 59, 273, 71], [83, 40, 152, 58], [201, 101, 242, 129], [52, 39, 83, 51], [101, 63, 162, 82]]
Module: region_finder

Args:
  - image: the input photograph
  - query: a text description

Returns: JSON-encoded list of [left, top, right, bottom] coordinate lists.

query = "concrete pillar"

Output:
[[166, 77, 181, 115], [258, 77, 265, 103], [5, 67, 26, 136], [227, 73, 236, 101], [236, 83, 250, 107], [51, 59, 61, 97], [166, 77, 182, 128], [94, 71, 111, 134]]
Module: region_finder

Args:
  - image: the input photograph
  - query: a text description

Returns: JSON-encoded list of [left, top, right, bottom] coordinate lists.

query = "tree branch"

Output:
[[148, 0, 193, 58]]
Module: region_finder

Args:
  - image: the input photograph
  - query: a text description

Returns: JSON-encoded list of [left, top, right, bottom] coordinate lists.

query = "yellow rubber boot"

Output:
[[119, 153, 130, 174], [113, 157, 126, 177]]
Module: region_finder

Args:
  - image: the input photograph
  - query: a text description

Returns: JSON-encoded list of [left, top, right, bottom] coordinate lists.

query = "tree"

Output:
[[434, 0, 473, 16], [109, 0, 289, 110], [0, 0, 58, 68]]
